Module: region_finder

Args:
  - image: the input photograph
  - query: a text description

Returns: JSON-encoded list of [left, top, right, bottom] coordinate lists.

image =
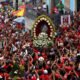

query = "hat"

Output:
[[43, 70, 48, 74], [0, 56, 4, 60], [77, 53, 80, 56], [38, 52, 41, 56], [14, 70, 18, 74], [47, 61, 50, 65], [0, 75, 2, 79], [38, 57, 44, 61]]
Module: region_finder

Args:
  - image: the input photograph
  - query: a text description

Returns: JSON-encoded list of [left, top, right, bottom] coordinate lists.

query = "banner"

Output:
[[61, 15, 71, 25]]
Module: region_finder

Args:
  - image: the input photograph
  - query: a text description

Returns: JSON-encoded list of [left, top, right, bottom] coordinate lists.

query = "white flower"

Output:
[[33, 32, 53, 48]]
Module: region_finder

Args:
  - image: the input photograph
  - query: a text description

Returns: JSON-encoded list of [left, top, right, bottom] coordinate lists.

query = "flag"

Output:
[[12, 5, 26, 17], [16, 8, 25, 16], [19, 5, 26, 9], [12, 8, 25, 17]]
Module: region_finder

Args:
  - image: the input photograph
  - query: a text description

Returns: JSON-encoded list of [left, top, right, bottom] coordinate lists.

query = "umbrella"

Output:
[[13, 17, 25, 24]]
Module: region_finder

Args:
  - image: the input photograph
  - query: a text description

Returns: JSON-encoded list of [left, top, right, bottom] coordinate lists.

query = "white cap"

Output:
[[47, 61, 50, 65], [0, 75, 2, 79], [44, 70, 48, 74], [37, 78, 40, 80], [77, 53, 80, 56], [14, 70, 18, 74], [38, 57, 44, 61], [0, 56, 4, 60]]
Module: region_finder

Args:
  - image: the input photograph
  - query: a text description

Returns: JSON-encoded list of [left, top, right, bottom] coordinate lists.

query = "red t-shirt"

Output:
[[64, 66, 73, 73], [31, 76, 37, 80], [62, 26, 68, 31], [0, 73, 3, 78], [44, 75, 50, 80], [58, 63, 63, 69], [76, 71, 80, 76], [55, 72, 61, 79], [3, 65, 8, 69], [4, 73, 10, 80], [40, 74, 49, 80], [42, 52, 47, 60]]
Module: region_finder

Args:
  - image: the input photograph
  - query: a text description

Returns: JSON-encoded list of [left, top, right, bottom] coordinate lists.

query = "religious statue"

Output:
[[41, 24, 48, 33]]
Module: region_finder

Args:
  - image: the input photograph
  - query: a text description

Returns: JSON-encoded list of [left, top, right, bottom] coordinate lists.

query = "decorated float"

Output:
[[32, 15, 55, 48]]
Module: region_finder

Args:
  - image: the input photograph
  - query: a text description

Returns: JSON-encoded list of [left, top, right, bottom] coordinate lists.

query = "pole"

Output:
[[16, 0, 18, 10]]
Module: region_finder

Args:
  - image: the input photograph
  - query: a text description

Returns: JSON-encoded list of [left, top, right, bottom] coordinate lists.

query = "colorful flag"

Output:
[[12, 5, 26, 17], [19, 5, 26, 9]]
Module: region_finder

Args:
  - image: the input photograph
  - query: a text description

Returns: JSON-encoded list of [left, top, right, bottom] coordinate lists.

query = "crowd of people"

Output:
[[0, 5, 80, 80]]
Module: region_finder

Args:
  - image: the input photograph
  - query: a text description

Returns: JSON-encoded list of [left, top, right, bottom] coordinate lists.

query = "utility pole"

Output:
[[16, 0, 18, 10]]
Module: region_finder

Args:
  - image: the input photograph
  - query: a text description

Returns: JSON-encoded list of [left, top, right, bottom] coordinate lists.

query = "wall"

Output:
[[45, 0, 77, 13], [46, 0, 65, 14], [62, 0, 76, 12], [46, 0, 51, 13], [13, 0, 24, 8], [0, 0, 6, 2], [70, 0, 74, 11]]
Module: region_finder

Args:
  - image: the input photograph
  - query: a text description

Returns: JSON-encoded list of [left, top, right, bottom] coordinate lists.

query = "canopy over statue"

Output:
[[32, 15, 55, 48], [32, 15, 55, 39]]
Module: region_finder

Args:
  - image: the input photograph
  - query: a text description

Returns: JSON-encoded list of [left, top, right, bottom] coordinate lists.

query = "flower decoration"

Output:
[[33, 32, 53, 48]]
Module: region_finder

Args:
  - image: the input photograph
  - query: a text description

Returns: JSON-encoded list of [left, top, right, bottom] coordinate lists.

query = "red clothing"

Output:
[[40, 74, 49, 80], [76, 71, 80, 76], [58, 63, 63, 69], [17, 24, 22, 30], [31, 76, 37, 80], [3, 65, 8, 69], [4, 73, 10, 80], [77, 32, 80, 38], [55, 73, 61, 79], [77, 44, 80, 49], [0, 73, 3, 78], [56, 37, 63, 42], [44, 75, 50, 80], [64, 66, 73, 73], [60, 56, 68, 63], [40, 74, 44, 80], [20, 59, 25, 65], [63, 27, 68, 31], [42, 52, 47, 60]]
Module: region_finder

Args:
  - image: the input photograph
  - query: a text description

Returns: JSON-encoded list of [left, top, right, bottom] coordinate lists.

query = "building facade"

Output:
[[12, 0, 80, 12], [48, 0, 80, 13], [13, 0, 25, 8], [60, 0, 80, 12], [0, 0, 5, 2], [46, 0, 80, 13], [62, 0, 76, 11]]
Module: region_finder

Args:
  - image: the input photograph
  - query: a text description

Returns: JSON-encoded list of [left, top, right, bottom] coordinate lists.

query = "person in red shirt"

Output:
[[31, 74, 37, 80]]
